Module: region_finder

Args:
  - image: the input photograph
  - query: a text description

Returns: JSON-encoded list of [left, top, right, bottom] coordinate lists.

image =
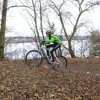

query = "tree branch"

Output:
[[7, 5, 33, 11]]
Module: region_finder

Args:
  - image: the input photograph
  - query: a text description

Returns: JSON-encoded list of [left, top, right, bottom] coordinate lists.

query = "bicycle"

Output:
[[25, 43, 67, 71]]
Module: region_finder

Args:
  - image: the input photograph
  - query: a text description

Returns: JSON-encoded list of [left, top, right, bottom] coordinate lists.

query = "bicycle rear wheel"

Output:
[[25, 50, 43, 67], [53, 56, 67, 71]]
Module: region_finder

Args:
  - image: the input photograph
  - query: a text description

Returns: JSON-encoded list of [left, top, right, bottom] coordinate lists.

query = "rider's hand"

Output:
[[42, 40, 45, 44], [40, 40, 45, 45]]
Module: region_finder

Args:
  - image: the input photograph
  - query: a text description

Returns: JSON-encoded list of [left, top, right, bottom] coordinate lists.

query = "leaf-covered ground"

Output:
[[0, 58, 100, 100]]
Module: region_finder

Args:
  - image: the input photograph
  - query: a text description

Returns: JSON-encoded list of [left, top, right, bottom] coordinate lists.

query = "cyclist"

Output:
[[42, 31, 62, 62]]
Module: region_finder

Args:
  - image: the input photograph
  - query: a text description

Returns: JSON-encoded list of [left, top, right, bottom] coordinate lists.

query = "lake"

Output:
[[5, 40, 91, 59]]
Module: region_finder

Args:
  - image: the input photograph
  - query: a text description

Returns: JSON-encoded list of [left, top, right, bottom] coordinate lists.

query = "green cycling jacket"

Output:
[[44, 34, 62, 45]]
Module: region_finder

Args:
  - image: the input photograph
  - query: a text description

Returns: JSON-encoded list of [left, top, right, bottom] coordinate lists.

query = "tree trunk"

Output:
[[39, 0, 45, 40], [32, 0, 41, 49], [68, 40, 76, 58], [0, 0, 8, 60], [59, 13, 76, 58]]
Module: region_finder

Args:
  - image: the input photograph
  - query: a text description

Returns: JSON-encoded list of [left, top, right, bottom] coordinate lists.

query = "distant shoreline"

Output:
[[5, 35, 90, 43]]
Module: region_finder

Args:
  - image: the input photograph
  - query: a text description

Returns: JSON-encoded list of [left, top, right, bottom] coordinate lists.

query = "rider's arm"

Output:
[[44, 37, 55, 44]]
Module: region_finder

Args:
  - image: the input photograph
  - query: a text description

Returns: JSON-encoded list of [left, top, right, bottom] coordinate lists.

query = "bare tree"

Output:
[[90, 30, 100, 44], [0, 0, 8, 60], [8, 0, 44, 47], [48, 0, 100, 58], [31, 0, 41, 45], [39, 0, 45, 40], [18, 0, 46, 43], [0, 1, 2, 14], [2, 0, 100, 59], [90, 30, 100, 57]]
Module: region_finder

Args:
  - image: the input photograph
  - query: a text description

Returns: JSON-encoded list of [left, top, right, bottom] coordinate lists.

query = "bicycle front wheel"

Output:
[[53, 56, 67, 71], [25, 50, 43, 67]]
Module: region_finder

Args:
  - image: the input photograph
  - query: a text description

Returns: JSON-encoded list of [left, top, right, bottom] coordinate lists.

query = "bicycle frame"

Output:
[[25, 43, 67, 69], [40, 44, 62, 65]]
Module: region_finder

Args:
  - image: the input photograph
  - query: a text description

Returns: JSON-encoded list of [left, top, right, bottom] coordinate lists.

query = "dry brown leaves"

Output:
[[0, 58, 100, 100]]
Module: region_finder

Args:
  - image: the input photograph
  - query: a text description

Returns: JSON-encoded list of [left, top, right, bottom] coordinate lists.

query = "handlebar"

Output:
[[40, 42, 44, 47], [40, 40, 45, 46], [40, 42, 49, 51]]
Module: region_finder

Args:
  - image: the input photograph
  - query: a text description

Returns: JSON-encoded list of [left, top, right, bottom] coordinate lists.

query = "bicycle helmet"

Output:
[[46, 30, 52, 35]]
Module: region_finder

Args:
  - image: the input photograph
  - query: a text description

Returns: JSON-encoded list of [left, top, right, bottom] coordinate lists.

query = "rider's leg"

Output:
[[50, 44, 61, 62], [46, 44, 53, 57]]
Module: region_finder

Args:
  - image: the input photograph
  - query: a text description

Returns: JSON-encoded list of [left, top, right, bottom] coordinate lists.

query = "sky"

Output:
[[5, 0, 100, 37], [89, 7, 100, 29]]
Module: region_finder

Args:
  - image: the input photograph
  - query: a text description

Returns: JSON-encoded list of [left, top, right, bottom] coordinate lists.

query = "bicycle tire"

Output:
[[25, 50, 43, 67], [53, 56, 67, 71]]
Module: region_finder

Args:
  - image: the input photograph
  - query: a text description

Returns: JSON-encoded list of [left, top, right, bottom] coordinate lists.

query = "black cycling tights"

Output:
[[46, 43, 61, 61]]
